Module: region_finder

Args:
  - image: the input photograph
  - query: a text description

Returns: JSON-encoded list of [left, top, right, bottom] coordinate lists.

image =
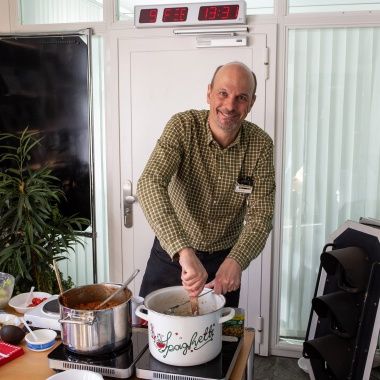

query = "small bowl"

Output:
[[46, 369, 104, 379], [8, 291, 52, 314], [0, 313, 22, 326], [0, 272, 15, 310], [25, 329, 57, 352]]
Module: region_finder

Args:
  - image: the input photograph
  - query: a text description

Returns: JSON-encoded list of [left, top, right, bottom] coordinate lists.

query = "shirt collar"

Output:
[[206, 119, 244, 150]]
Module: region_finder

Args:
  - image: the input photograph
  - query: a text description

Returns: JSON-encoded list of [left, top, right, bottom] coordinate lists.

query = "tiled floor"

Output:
[[253, 355, 380, 380], [253, 356, 309, 380]]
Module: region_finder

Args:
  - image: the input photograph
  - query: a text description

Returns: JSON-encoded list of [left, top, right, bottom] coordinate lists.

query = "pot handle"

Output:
[[59, 314, 96, 326], [135, 305, 149, 322], [219, 307, 235, 324]]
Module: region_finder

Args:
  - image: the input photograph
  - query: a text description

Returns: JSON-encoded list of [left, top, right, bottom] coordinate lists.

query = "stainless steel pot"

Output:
[[135, 286, 235, 366], [58, 283, 132, 354]]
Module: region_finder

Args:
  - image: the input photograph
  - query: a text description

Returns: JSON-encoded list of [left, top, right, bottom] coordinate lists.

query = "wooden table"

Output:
[[1, 306, 254, 380]]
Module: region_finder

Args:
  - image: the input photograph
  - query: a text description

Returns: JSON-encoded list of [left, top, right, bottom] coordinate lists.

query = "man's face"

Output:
[[207, 64, 256, 134]]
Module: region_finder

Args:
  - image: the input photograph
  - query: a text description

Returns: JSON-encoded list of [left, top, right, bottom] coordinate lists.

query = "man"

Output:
[[137, 61, 275, 307]]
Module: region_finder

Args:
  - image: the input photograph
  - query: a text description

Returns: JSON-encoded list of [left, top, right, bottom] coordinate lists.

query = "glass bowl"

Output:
[[0, 272, 15, 310]]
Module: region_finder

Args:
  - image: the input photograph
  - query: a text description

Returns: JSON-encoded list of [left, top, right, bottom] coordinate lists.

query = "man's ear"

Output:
[[249, 95, 257, 110], [206, 84, 211, 104]]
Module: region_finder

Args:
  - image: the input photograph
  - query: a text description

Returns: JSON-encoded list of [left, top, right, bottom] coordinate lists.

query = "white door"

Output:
[[110, 25, 276, 355]]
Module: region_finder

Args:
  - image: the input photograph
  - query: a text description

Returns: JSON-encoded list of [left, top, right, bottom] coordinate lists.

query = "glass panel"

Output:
[[91, 35, 109, 284], [19, 0, 103, 25], [48, 35, 108, 286], [280, 27, 380, 340], [117, 0, 274, 21], [247, 0, 274, 14], [289, 0, 380, 14]]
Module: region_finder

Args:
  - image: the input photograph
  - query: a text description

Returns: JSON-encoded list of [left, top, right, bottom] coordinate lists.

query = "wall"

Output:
[[0, 0, 10, 32]]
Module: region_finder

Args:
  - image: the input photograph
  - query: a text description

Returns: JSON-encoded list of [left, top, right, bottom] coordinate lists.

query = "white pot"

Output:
[[135, 286, 235, 366]]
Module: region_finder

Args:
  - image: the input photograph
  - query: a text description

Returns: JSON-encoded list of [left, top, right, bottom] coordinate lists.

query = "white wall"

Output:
[[0, 0, 10, 32]]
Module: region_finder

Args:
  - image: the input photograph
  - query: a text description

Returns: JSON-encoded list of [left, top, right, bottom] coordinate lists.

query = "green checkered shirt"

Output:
[[137, 109, 275, 270]]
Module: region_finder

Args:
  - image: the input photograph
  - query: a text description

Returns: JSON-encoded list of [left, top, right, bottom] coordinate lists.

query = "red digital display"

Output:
[[162, 7, 188, 23], [139, 8, 158, 24], [198, 5, 239, 21]]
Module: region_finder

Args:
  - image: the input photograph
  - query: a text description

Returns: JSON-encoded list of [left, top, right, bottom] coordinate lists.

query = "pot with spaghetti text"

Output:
[[135, 286, 235, 366]]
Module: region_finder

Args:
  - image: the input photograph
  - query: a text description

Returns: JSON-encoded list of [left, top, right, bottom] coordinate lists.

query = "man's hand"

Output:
[[178, 247, 208, 296], [206, 257, 242, 295]]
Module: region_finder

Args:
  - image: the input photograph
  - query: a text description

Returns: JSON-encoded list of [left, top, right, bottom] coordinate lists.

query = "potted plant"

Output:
[[0, 127, 90, 294]]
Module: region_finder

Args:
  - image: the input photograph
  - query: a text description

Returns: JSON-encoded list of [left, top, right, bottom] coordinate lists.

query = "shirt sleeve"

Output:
[[136, 114, 191, 257], [227, 136, 276, 270]]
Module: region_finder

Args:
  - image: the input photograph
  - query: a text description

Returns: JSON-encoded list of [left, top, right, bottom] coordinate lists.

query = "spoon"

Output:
[[53, 259, 68, 306], [53, 259, 64, 296], [24, 286, 35, 307], [95, 269, 140, 310], [189, 296, 199, 316], [21, 317, 38, 342]]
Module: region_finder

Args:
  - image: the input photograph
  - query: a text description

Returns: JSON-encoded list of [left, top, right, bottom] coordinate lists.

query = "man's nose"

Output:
[[223, 97, 236, 110]]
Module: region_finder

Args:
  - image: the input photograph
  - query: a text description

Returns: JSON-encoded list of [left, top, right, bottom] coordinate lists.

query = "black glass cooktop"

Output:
[[136, 336, 243, 380], [48, 331, 149, 379]]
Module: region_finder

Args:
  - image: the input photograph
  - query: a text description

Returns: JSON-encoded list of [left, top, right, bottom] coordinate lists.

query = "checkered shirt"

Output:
[[137, 109, 275, 270]]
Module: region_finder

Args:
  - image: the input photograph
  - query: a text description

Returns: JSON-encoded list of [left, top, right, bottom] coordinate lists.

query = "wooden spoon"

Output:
[[53, 259, 67, 306], [53, 260, 64, 295], [189, 296, 199, 316]]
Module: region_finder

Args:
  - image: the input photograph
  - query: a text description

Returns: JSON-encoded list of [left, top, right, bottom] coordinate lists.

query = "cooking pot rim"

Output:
[[143, 285, 226, 316], [58, 282, 132, 310], [61, 281, 127, 291], [141, 305, 224, 317], [144, 285, 224, 297]]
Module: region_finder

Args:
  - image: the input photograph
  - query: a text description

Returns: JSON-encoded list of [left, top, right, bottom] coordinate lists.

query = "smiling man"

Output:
[[137, 61, 275, 307]]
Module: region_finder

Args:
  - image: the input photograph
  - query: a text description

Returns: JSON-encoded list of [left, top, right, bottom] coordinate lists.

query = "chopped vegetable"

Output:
[[28, 297, 47, 307]]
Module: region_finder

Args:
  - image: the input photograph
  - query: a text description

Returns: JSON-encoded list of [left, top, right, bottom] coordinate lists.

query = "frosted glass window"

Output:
[[19, 0, 103, 25], [289, 0, 380, 14], [280, 27, 380, 340], [117, 0, 274, 21]]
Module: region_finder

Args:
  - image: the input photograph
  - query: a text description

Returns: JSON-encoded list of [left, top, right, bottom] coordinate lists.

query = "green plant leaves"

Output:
[[0, 127, 90, 293]]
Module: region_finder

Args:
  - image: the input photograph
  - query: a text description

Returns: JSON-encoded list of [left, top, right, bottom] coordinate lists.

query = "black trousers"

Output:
[[139, 237, 240, 307]]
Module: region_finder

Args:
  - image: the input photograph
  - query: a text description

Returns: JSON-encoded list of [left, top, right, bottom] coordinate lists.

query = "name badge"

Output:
[[235, 183, 253, 194]]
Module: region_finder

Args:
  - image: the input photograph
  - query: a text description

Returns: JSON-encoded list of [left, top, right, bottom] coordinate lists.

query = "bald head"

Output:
[[210, 62, 257, 100]]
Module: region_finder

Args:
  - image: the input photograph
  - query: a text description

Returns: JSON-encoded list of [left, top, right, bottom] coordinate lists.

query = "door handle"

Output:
[[123, 180, 136, 228]]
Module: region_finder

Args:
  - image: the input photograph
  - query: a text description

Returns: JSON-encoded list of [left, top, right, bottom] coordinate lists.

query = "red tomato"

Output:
[[29, 297, 47, 307]]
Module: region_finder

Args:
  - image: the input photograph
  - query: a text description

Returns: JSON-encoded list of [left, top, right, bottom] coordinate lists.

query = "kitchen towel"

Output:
[[0, 341, 24, 366]]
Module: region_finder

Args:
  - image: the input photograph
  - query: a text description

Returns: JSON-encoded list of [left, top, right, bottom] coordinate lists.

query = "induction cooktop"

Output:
[[136, 336, 243, 380]]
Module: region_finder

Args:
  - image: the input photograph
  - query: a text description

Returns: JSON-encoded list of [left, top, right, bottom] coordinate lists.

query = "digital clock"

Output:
[[134, 1, 246, 29], [198, 5, 240, 21]]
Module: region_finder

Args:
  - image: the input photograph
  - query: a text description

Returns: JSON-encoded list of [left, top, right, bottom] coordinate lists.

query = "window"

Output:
[[15, 1, 109, 286], [19, 0, 103, 24], [280, 26, 380, 340], [289, 0, 380, 13]]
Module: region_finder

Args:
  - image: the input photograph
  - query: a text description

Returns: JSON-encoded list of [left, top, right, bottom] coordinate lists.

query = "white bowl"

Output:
[[0, 313, 21, 326], [298, 357, 309, 373], [25, 329, 57, 352], [8, 291, 52, 314], [46, 369, 104, 380]]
